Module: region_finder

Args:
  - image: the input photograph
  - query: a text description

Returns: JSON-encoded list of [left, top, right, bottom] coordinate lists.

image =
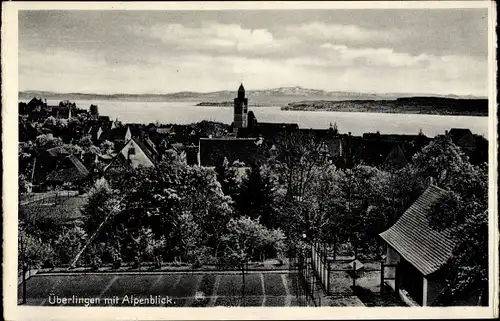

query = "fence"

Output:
[[308, 241, 400, 298], [288, 245, 322, 307]]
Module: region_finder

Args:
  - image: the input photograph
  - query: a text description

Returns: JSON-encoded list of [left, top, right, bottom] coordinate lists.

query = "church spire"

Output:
[[238, 83, 245, 100]]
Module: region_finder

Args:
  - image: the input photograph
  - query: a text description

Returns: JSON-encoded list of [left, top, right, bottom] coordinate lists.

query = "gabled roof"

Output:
[[88, 125, 102, 141], [144, 137, 159, 156], [100, 127, 129, 141], [448, 128, 473, 140], [132, 136, 156, 164], [383, 144, 408, 168], [199, 137, 259, 167], [361, 139, 400, 166], [46, 154, 90, 182], [104, 136, 156, 172], [447, 128, 475, 148], [379, 185, 457, 276]]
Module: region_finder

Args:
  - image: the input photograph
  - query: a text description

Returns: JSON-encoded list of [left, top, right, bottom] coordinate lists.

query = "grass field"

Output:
[[18, 272, 300, 307]]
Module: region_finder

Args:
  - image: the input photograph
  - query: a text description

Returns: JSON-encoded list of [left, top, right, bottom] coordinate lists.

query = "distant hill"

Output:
[[19, 86, 486, 105], [283, 96, 488, 116]]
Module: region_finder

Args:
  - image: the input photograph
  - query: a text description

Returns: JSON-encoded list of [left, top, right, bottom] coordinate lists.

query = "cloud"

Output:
[[18, 19, 487, 97], [134, 21, 292, 54], [319, 43, 431, 68], [284, 22, 399, 43]]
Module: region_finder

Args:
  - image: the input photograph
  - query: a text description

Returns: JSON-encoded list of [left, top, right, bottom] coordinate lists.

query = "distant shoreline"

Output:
[[281, 98, 488, 117], [195, 101, 267, 107]]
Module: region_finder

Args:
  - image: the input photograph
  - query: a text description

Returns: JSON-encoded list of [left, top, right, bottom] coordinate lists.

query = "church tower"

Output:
[[233, 83, 249, 134]]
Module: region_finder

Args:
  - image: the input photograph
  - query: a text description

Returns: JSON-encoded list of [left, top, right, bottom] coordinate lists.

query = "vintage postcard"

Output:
[[2, 1, 498, 320]]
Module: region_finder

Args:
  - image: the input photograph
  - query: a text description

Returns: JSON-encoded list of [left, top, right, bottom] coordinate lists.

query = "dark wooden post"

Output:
[[333, 235, 337, 261], [326, 261, 330, 295], [352, 261, 356, 292], [380, 262, 385, 294], [395, 262, 400, 292], [21, 233, 27, 304]]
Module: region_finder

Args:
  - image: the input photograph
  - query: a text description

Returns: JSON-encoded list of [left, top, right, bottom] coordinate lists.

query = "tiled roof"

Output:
[[379, 184, 457, 276], [199, 138, 259, 167], [20, 194, 88, 223], [104, 137, 156, 172], [88, 125, 102, 140], [383, 144, 408, 168], [100, 127, 129, 141], [46, 155, 90, 182], [448, 128, 472, 140], [132, 137, 156, 164]]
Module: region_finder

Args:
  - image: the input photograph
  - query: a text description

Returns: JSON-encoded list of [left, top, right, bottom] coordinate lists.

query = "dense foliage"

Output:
[[18, 105, 488, 303]]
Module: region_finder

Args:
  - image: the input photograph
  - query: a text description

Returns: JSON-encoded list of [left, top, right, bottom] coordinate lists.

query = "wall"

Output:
[[385, 245, 401, 290], [120, 140, 154, 168]]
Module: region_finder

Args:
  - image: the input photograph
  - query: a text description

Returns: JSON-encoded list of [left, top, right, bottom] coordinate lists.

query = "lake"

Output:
[[51, 100, 489, 138]]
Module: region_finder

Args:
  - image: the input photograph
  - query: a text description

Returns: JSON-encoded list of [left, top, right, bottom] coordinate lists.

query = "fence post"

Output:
[[352, 261, 356, 293], [395, 262, 400, 292], [380, 262, 385, 294], [326, 261, 330, 295], [333, 237, 337, 261]]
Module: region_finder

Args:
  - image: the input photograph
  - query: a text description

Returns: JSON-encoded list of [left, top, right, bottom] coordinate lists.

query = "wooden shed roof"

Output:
[[379, 184, 457, 276]]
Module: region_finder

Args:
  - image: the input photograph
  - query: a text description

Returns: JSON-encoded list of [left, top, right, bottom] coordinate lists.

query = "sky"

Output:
[[18, 9, 489, 96]]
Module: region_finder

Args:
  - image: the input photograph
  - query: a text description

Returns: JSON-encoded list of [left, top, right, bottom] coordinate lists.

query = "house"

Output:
[[32, 145, 80, 186], [45, 154, 90, 187], [447, 128, 476, 156], [87, 125, 104, 143], [104, 136, 156, 172], [199, 137, 259, 167], [379, 184, 459, 306], [99, 126, 132, 149], [27, 97, 47, 112], [157, 126, 176, 136], [97, 116, 112, 130], [382, 143, 408, 169]]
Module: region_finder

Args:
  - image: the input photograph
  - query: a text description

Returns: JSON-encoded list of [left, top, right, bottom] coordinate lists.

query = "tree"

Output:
[[271, 131, 330, 239], [89, 104, 99, 116], [221, 217, 285, 303], [56, 118, 68, 129], [35, 134, 63, 151], [53, 226, 88, 266], [129, 227, 155, 269], [215, 157, 241, 202], [77, 135, 94, 152], [168, 212, 205, 265], [43, 116, 57, 127], [81, 178, 119, 240], [238, 163, 278, 228], [106, 160, 234, 262], [99, 140, 114, 155], [413, 136, 489, 303], [18, 225, 55, 270]]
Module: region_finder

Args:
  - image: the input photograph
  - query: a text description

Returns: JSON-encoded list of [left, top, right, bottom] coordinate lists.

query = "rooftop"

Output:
[[379, 184, 457, 276]]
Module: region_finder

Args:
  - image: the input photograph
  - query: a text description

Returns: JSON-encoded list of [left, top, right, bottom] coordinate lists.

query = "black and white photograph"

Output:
[[2, 1, 498, 319]]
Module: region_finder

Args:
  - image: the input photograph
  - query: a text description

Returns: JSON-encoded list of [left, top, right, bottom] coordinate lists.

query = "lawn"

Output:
[[263, 274, 286, 296], [329, 270, 354, 295], [19, 272, 295, 307]]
